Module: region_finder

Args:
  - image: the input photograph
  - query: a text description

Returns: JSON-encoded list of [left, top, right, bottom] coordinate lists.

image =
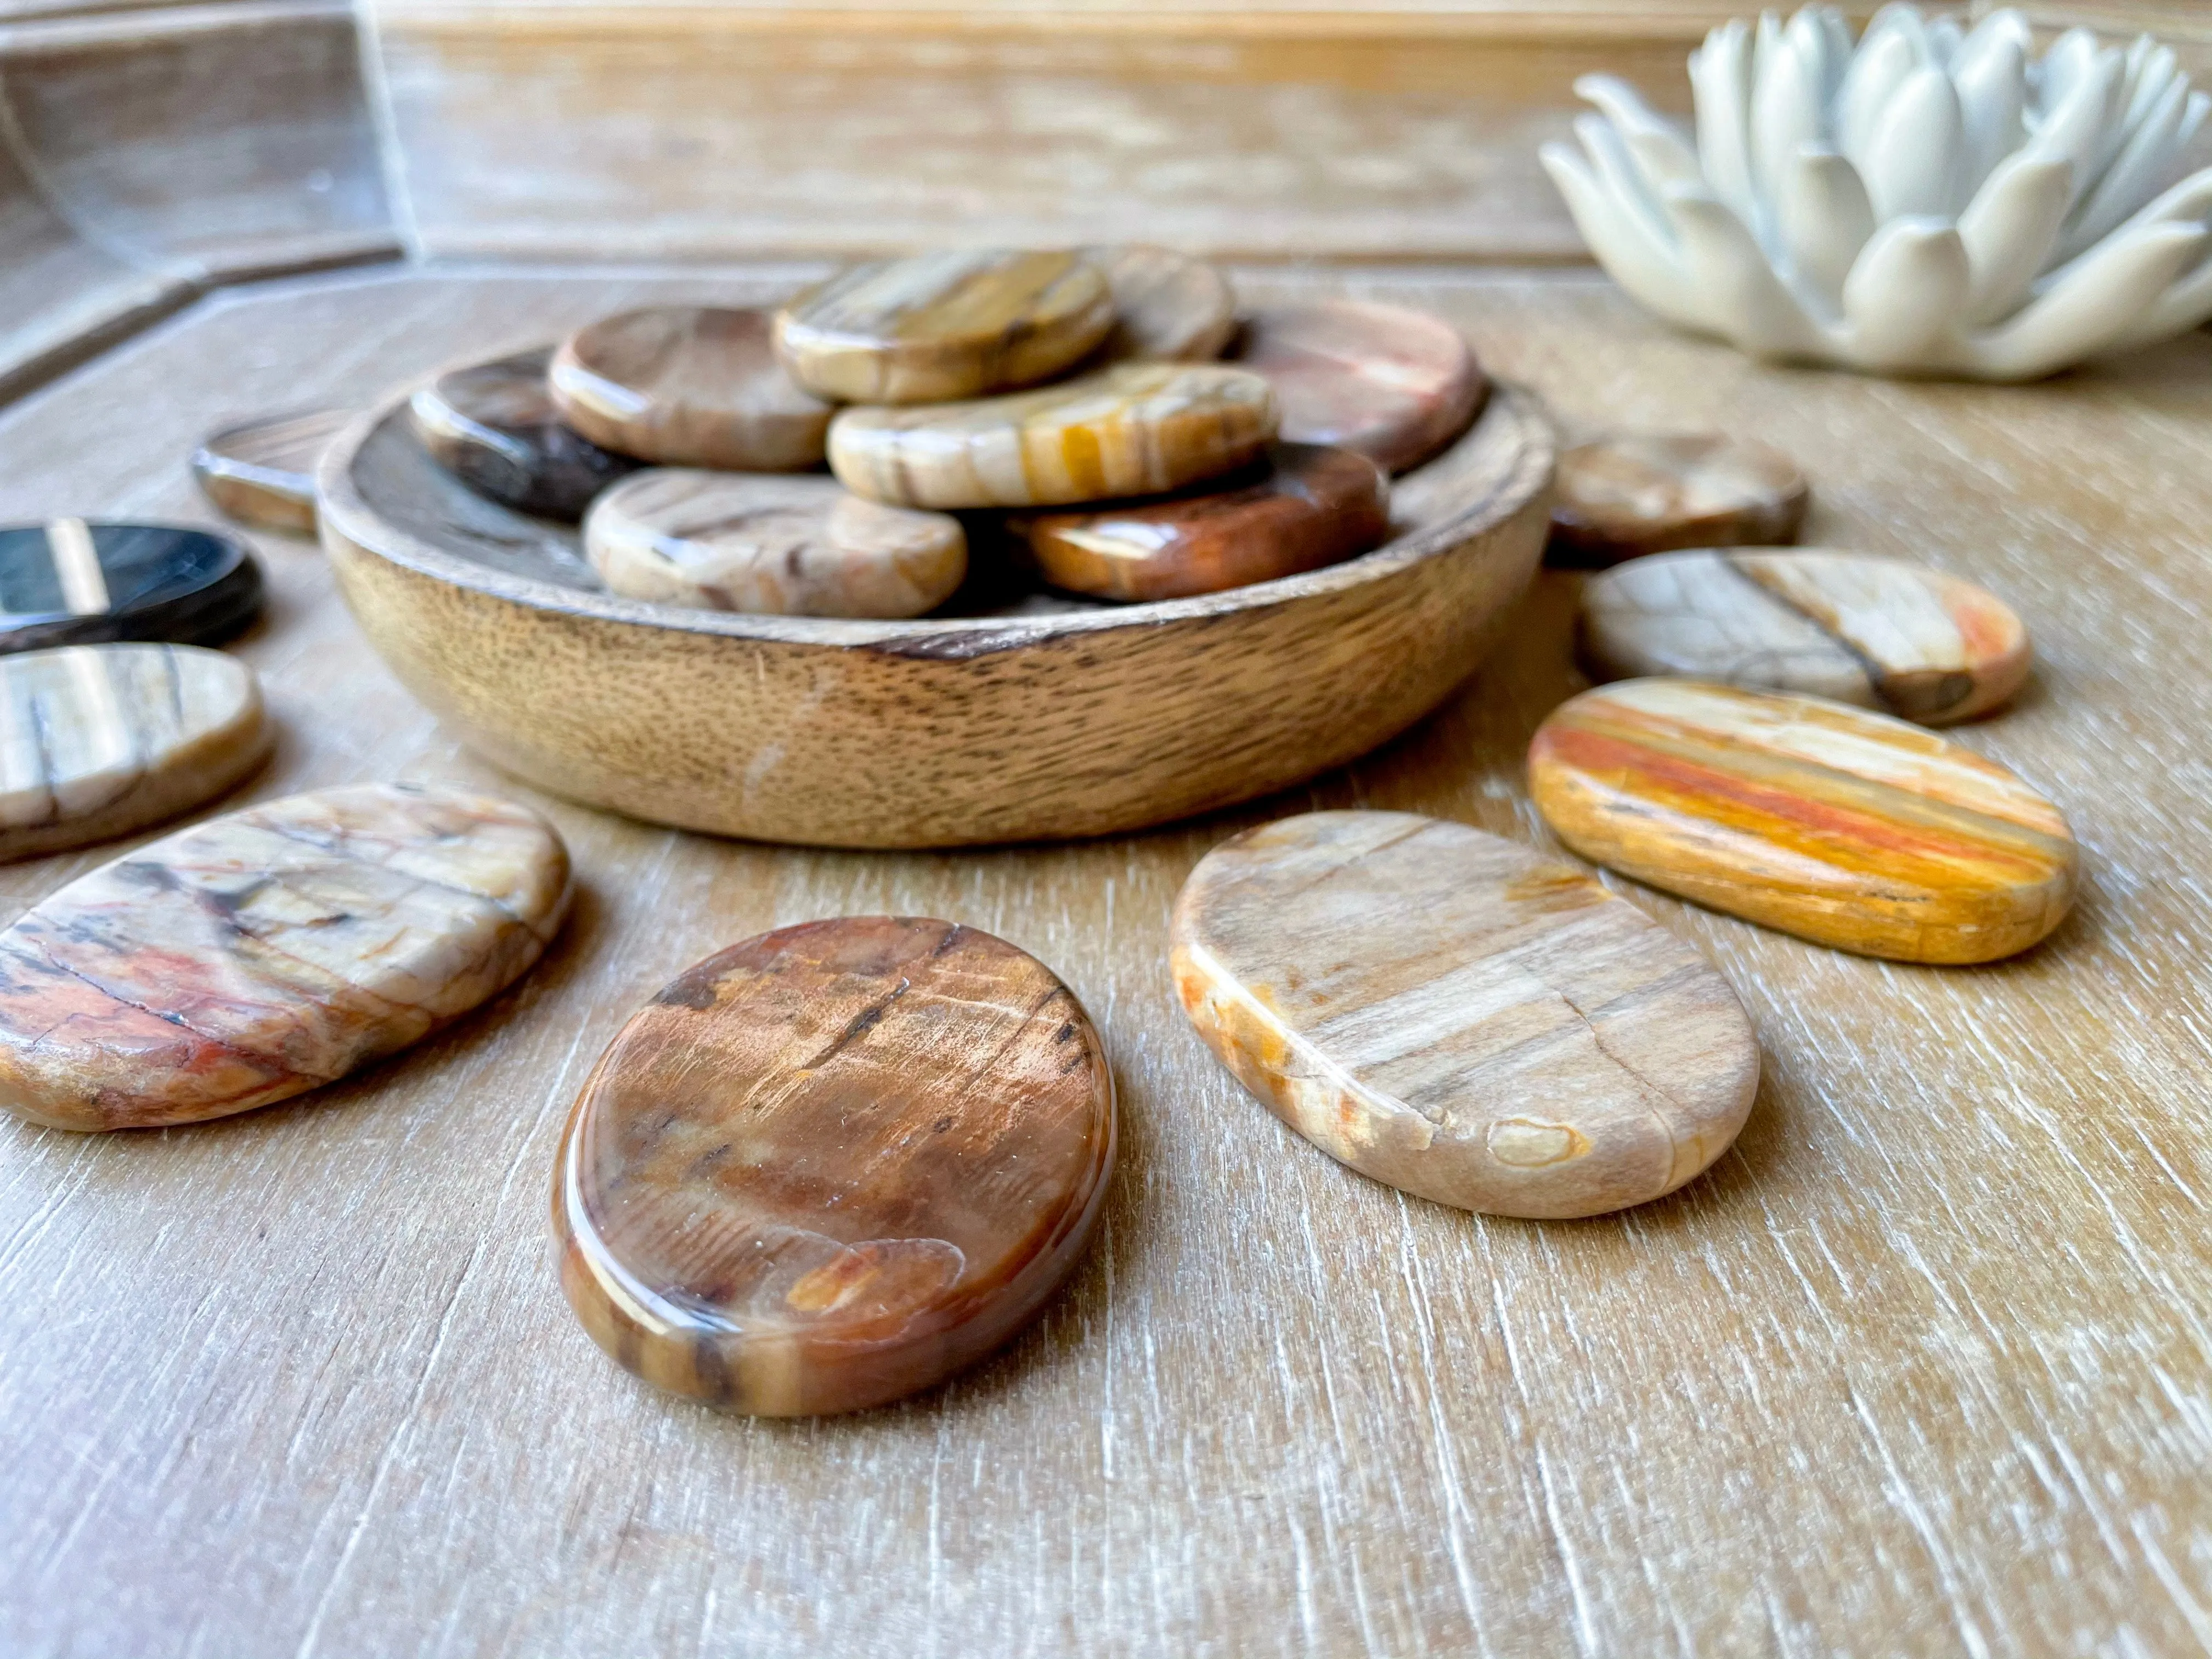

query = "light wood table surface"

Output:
[[2, 263, 2208, 1659]]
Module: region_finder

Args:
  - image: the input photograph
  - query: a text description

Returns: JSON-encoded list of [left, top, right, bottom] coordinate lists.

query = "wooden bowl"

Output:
[[318, 381, 1554, 848]]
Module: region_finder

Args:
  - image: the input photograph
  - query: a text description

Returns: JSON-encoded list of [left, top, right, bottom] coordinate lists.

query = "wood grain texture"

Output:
[[2, 262, 2211, 1657], [1170, 810, 1757, 1218], [556, 916, 1115, 1417]]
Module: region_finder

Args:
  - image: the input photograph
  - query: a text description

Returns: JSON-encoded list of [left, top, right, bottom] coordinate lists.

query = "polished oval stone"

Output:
[[0, 783, 570, 1130], [830, 363, 1278, 510], [1550, 431, 1809, 566], [550, 306, 833, 470], [1528, 679, 2077, 963], [1011, 442, 1388, 602], [584, 470, 967, 618], [1581, 549, 2032, 725], [775, 248, 1115, 404], [1085, 244, 1237, 363], [1230, 301, 1486, 475], [409, 347, 640, 522], [0, 644, 269, 862], [192, 408, 352, 534], [554, 917, 1115, 1416], [1171, 811, 1757, 1219], [0, 522, 261, 654]]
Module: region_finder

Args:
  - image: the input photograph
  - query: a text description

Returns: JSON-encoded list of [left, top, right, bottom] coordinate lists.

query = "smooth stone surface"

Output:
[[0, 521, 261, 654], [0, 783, 570, 1130], [830, 363, 1278, 510], [409, 346, 640, 522], [775, 248, 1115, 404], [1171, 810, 1758, 1219], [1581, 549, 2032, 725], [1084, 245, 1238, 363], [0, 644, 269, 862], [1230, 300, 1486, 474], [191, 409, 352, 533], [584, 470, 967, 618], [550, 307, 832, 470], [1528, 679, 2078, 963], [555, 917, 1116, 1416], [1010, 442, 1389, 602], [1550, 431, 1809, 565]]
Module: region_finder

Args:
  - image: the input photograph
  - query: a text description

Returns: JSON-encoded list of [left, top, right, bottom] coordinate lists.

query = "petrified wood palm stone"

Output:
[[410, 347, 640, 522], [584, 471, 966, 618], [830, 363, 1278, 510], [1011, 442, 1388, 602], [1084, 245, 1237, 363], [554, 917, 1115, 1416], [0, 783, 571, 1130], [1579, 549, 2032, 724], [1528, 679, 2077, 963], [1231, 301, 1487, 474], [776, 248, 1115, 404], [550, 307, 832, 471], [192, 408, 352, 533], [0, 522, 261, 653], [1171, 811, 1757, 1219], [1549, 431, 1809, 565], [0, 644, 269, 861]]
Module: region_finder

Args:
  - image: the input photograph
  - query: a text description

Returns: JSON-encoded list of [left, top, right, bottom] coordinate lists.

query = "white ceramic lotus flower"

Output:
[[1542, 4, 2212, 378]]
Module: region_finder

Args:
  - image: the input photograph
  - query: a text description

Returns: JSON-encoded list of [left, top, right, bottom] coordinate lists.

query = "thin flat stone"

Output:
[[1550, 431, 1809, 566], [1229, 301, 1487, 474], [409, 347, 641, 522], [830, 363, 1278, 511], [1010, 442, 1389, 602], [1171, 811, 1757, 1219], [555, 917, 1115, 1415], [584, 470, 967, 618], [191, 408, 351, 534], [1581, 549, 2032, 724], [0, 644, 269, 862], [550, 307, 833, 470], [775, 249, 1115, 404], [1084, 245, 1238, 363], [0, 783, 571, 1130], [1528, 679, 2078, 963], [0, 522, 261, 655]]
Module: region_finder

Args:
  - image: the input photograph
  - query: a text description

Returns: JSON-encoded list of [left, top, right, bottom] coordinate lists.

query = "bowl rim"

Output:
[[318, 373, 1554, 654]]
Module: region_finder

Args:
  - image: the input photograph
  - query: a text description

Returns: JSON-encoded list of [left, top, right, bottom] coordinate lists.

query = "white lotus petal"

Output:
[[1780, 144, 1875, 304], [1575, 75, 1701, 189], [1953, 31, 2027, 195], [2043, 162, 2212, 277], [1542, 143, 1703, 328], [1664, 187, 1823, 353], [2037, 28, 2103, 116], [1819, 6, 1856, 95], [1959, 155, 2074, 323], [1839, 30, 1923, 173], [1863, 66, 1967, 219], [1753, 29, 1827, 213], [2059, 72, 2194, 261], [2104, 232, 2212, 351], [1965, 221, 2205, 377], [1692, 21, 1760, 224], [1577, 114, 1674, 251], [2023, 50, 2126, 212], [2119, 40, 2175, 135], [1754, 10, 1784, 101], [2181, 90, 2209, 150], [1784, 7, 1841, 109], [1843, 217, 1970, 364], [1954, 8, 2033, 80], [1927, 15, 1963, 70]]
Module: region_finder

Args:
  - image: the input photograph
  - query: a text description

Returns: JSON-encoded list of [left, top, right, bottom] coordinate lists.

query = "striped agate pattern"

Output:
[[1528, 679, 2077, 963]]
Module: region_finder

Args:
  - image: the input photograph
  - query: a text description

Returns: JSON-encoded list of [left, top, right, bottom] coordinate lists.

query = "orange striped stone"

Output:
[[1528, 679, 2078, 963]]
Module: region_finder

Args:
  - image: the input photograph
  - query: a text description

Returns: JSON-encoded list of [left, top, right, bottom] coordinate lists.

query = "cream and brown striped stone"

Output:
[[0, 644, 269, 861], [1230, 301, 1486, 475], [1171, 810, 1758, 1219], [1549, 431, 1809, 565], [776, 249, 1115, 404], [584, 470, 966, 618], [1084, 245, 1237, 364], [191, 409, 352, 534], [1579, 550, 2032, 724], [829, 363, 1278, 511], [0, 783, 571, 1130], [550, 307, 832, 471]]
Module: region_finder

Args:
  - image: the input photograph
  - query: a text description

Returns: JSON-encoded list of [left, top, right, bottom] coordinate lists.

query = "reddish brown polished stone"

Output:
[[554, 917, 1116, 1416], [1231, 301, 1487, 474], [1010, 442, 1390, 602]]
